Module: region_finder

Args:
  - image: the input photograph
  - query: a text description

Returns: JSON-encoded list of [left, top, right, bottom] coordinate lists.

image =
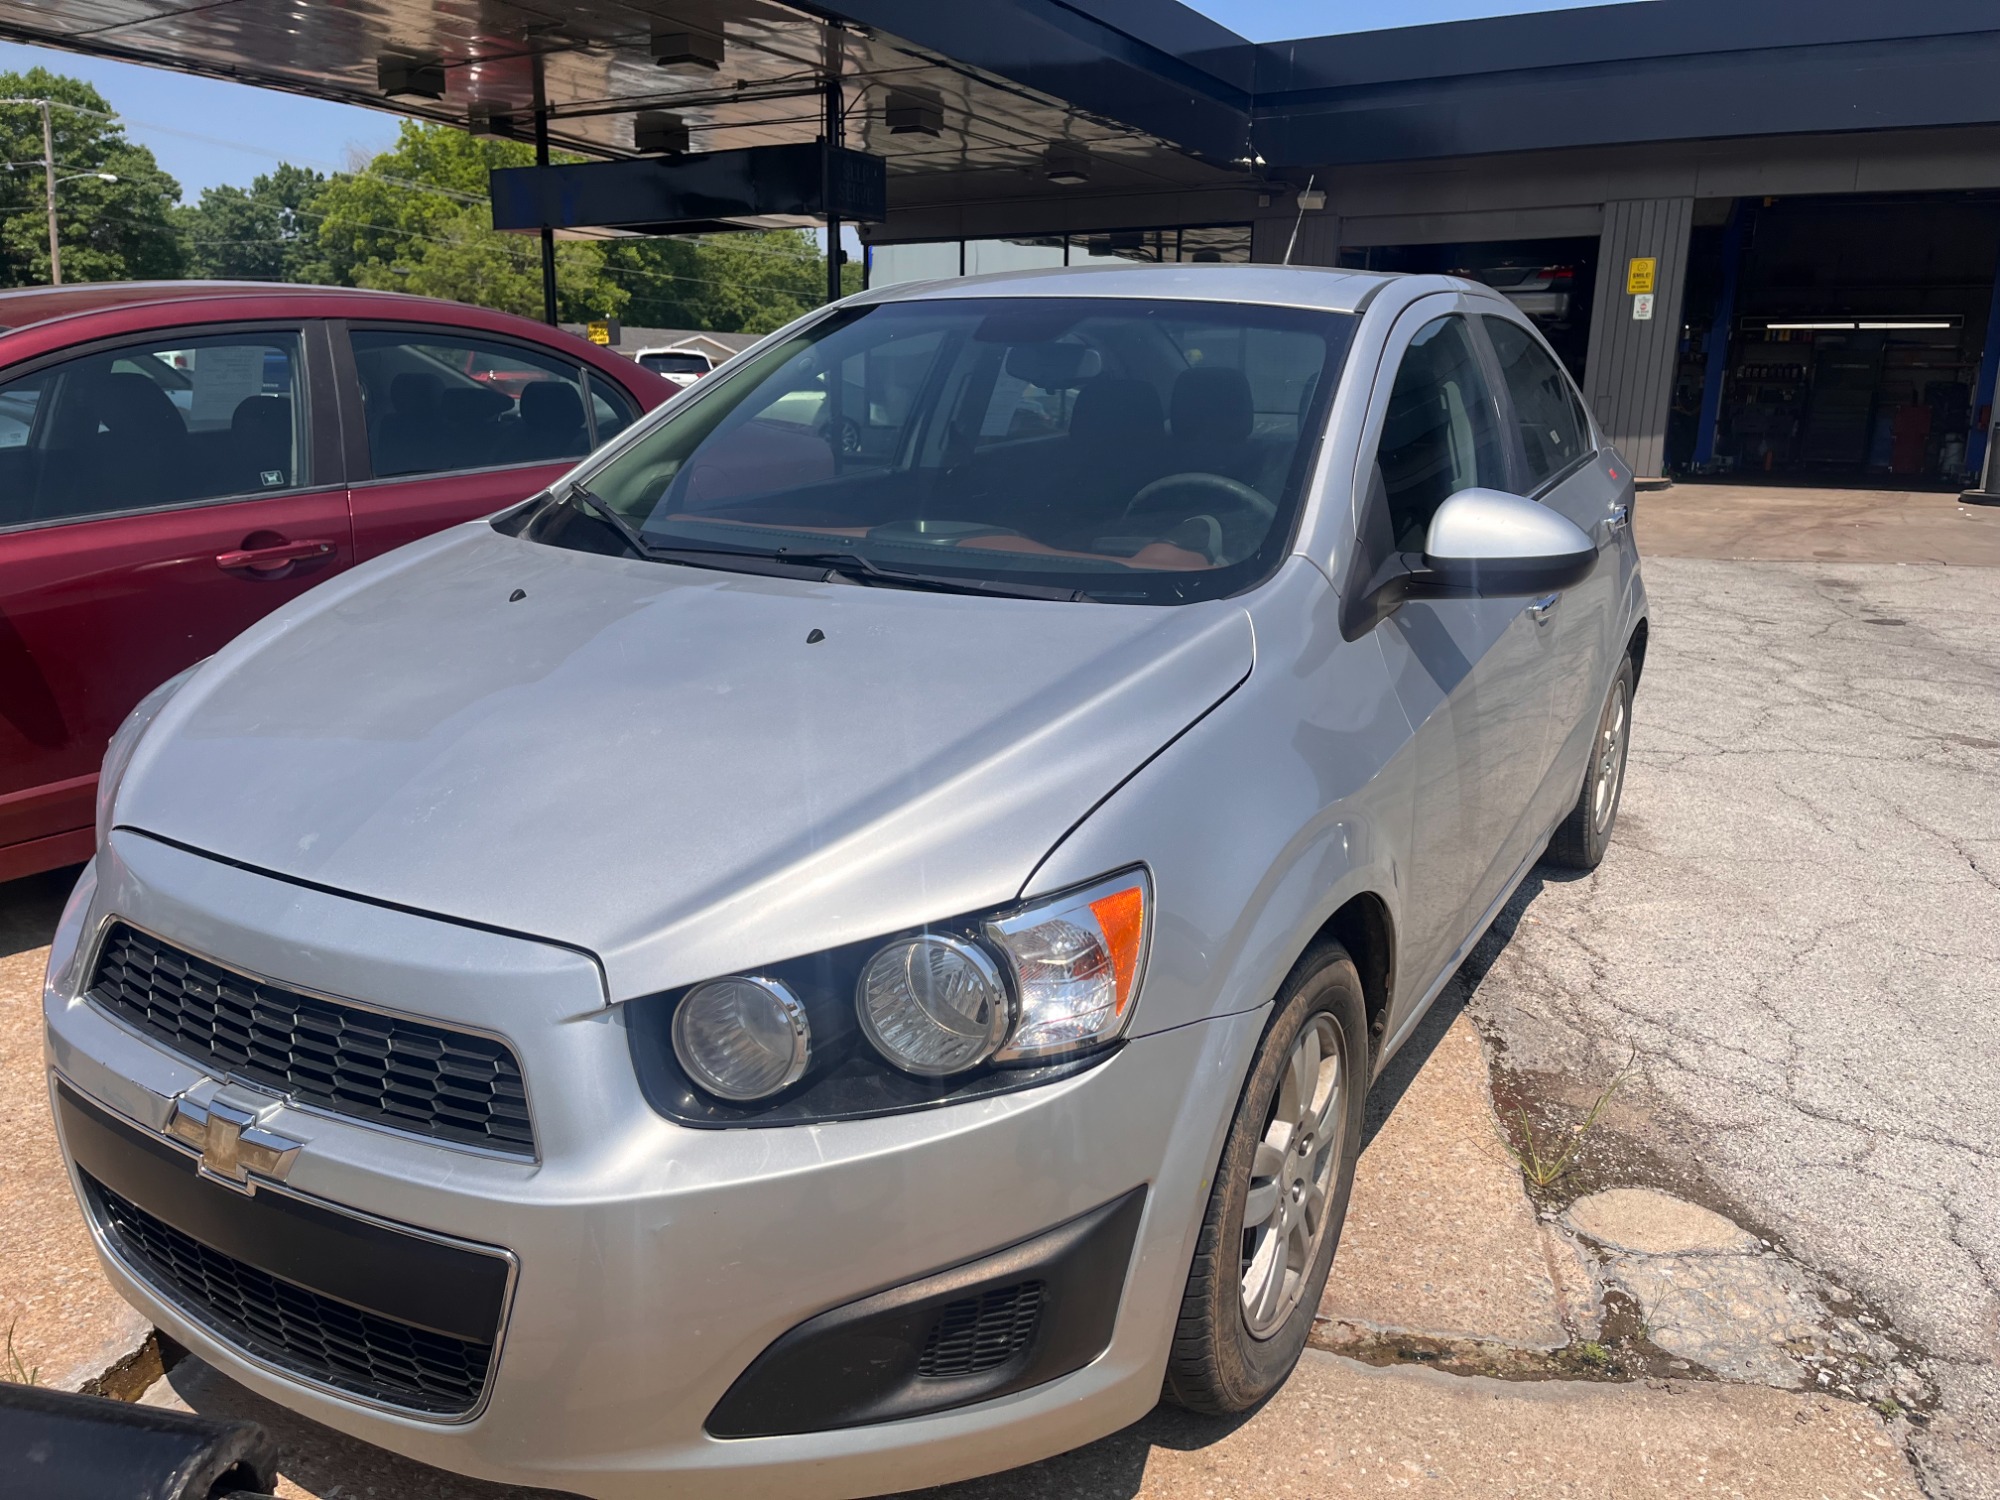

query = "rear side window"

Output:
[[1483, 316, 1590, 489], [0, 330, 305, 530], [350, 329, 597, 479]]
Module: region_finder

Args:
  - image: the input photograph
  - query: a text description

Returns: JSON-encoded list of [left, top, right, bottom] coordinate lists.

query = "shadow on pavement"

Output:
[[0, 864, 81, 960]]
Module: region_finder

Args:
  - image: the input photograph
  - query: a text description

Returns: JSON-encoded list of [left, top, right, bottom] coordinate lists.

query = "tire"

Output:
[[1164, 942, 1369, 1415], [1545, 653, 1636, 871]]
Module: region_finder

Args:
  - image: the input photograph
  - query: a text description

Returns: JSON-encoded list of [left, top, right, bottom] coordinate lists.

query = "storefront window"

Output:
[[964, 237, 1067, 277]]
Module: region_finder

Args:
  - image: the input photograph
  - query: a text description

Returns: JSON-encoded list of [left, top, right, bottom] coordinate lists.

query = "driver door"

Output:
[[1349, 297, 1560, 1015]]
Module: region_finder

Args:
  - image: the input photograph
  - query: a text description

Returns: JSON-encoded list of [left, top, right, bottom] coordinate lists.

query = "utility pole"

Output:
[[40, 99, 59, 285]]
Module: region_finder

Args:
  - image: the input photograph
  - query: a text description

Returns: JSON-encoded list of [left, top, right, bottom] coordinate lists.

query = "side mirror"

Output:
[[1343, 488, 1597, 639], [1421, 487, 1597, 595]]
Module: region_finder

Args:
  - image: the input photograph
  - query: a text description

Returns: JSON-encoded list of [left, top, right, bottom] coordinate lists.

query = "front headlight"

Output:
[[95, 664, 201, 849], [987, 872, 1149, 1064], [627, 866, 1152, 1125]]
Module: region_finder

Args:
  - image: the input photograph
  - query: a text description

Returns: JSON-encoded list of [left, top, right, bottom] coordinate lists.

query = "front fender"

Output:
[[1020, 558, 1412, 1043]]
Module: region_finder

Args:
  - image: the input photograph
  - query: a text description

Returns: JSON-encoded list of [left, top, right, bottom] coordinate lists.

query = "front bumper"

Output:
[[45, 833, 1260, 1499]]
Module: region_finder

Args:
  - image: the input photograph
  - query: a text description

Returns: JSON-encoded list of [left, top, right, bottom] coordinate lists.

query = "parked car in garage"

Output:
[[49, 265, 1645, 1498], [0, 282, 675, 883]]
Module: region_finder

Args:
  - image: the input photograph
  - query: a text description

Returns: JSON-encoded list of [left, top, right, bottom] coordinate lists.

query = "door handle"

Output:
[[1527, 593, 1560, 624], [216, 538, 336, 573], [1606, 504, 1631, 533]]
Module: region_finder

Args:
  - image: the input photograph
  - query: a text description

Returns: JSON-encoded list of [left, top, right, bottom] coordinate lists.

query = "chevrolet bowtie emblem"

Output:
[[167, 1094, 302, 1193]]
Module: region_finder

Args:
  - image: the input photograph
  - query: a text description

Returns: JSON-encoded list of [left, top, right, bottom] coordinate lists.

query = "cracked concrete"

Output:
[[3, 507, 1984, 1498], [1460, 556, 2000, 1497]]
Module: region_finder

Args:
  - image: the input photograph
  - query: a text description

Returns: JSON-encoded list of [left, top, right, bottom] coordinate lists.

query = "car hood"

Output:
[[119, 525, 1254, 1002]]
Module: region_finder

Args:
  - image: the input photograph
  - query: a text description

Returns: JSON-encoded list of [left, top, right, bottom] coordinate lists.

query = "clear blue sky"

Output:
[[2, 2, 1633, 200]]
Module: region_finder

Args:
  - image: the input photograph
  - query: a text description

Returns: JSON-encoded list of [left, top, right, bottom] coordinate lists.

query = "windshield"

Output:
[[525, 297, 1357, 604]]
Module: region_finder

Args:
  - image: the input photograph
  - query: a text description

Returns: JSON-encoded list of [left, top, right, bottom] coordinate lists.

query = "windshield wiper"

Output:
[[562, 484, 657, 558], [556, 492, 1080, 599], [774, 548, 1084, 602], [559, 488, 825, 578]]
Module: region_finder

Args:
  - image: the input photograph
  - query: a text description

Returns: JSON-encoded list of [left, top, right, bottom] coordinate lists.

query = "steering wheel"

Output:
[[1122, 471, 1276, 523], [817, 415, 863, 455]]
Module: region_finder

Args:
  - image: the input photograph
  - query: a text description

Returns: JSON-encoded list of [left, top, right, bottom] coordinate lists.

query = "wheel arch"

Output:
[[1627, 616, 1650, 685], [1307, 890, 1395, 1064]]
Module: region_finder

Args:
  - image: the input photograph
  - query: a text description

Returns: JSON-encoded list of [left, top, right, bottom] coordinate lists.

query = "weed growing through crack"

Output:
[[4, 1321, 39, 1386], [1504, 1050, 1636, 1190], [1579, 1341, 1611, 1367]]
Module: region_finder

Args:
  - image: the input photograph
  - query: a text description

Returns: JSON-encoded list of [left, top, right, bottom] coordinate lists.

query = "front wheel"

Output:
[[1164, 942, 1369, 1414], [1545, 653, 1636, 871]]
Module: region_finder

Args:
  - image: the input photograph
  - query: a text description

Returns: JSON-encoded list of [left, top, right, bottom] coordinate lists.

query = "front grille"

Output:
[[88, 924, 533, 1155], [918, 1282, 1043, 1378], [89, 1175, 494, 1415]]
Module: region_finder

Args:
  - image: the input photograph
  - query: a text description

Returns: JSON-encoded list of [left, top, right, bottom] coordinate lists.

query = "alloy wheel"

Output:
[[1239, 1013, 1345, 1338], [1591, 677, 1631, 833]]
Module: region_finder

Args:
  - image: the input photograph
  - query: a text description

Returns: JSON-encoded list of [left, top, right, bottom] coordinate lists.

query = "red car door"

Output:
[[0, 323, 350, 879], [335, 321, 648, 561]]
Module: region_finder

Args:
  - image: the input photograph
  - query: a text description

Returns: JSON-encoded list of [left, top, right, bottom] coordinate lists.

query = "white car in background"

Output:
[[633, 346, 715, 388]]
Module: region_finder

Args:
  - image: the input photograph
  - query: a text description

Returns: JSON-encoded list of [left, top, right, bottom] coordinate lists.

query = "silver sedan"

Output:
[[46, 264, 1645, 1498]]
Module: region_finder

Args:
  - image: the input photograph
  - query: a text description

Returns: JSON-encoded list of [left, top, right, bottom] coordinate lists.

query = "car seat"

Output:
[[229, 395, 294, 493], [516, 380, 589, 462], [374, 372, 443, 476]]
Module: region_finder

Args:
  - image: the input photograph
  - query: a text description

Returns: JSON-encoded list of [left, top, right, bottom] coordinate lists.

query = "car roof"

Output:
[[851, 263, 1510, 317], [0, 280, 553, 338]]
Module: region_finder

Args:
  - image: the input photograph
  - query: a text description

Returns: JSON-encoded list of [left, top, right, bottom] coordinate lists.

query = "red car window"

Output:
[[349, 328, 591, 479], [0, 330, 306, 529]]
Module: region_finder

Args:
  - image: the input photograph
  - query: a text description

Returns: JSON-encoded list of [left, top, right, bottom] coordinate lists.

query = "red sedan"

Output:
[[0, 282, 677, 883]]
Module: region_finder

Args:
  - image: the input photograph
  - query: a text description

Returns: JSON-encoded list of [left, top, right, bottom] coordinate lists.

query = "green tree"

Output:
[[307, 121, 625, 321], [179, 163, 326, 282], [0, 68, 184, 287], [605, 230, 860, 336]]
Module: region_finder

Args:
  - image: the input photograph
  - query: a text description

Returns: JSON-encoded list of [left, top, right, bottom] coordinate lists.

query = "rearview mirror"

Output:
[[1343, 488, 1597, 639]]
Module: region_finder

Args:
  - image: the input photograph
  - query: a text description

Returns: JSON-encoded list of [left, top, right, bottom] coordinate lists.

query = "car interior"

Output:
[[0, 341, 302, 527], [351, 333, 593, 478]]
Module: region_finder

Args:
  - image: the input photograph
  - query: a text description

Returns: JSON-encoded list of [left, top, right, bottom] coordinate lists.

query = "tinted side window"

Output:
[[1483, 316, 1589, 489], [588, 372, 639, 444], [1369, 316, 1506, 552], [0, 331, 304, 530], [350, 329, 592, 478]]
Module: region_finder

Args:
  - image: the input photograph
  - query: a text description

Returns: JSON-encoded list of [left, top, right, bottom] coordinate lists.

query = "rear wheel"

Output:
[[1545, 653, 1636, 871], [1164, 943, 1368, 1414]]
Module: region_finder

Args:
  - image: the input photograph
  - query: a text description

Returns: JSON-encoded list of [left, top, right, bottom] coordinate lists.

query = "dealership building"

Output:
[[12, 0, 2000, 489]]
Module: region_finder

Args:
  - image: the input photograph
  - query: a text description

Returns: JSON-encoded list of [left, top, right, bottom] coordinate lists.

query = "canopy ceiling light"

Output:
[[467, 103, 518, 138], [1044, 143, 1090, 184], [885, 90, 943, 137], [651, 27, 724, 71], [634, 111, 691, 155], [378, 54, 445, 100]]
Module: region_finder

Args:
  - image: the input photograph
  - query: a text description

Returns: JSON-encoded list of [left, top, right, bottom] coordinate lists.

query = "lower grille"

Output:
[[917, 1282, 1043, 1378], [89, 1175, 494, 1415]]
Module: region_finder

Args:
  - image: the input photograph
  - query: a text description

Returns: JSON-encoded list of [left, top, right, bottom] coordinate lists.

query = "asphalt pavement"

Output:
[[3, 500, 1994, 1497], [1463, 553, 2000, 1497]]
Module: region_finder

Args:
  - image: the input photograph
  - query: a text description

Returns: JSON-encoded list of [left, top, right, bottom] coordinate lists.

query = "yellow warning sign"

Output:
[[586, 320, 614, 346], [1626, 257, 1657, 296]]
